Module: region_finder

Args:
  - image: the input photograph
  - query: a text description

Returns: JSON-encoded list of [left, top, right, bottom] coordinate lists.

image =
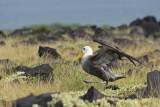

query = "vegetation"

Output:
[[0, 34, 159, 106]]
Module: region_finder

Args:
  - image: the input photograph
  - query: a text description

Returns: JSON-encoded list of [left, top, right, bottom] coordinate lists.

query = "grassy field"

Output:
[[0, 35, 160, 106]]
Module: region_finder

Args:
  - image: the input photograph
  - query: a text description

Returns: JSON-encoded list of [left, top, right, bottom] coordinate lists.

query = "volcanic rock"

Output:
[[144, 70, 160, 97], [93, 28, 111, 38], [71, 26, 92, 39], [0, 41, 5, 46], [38, 46, 61, 58], [80, 86, 105, 102], [12, 92, 60, 107], [0, 31, 6, 38], [129, 16, 158, 27], [141, 23, 160, 37], [13, 64, 54, 81], [117, 24, 128, 30]]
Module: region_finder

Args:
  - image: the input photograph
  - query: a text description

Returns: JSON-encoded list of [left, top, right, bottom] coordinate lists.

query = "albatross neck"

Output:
[[81, 52, 93, 64]]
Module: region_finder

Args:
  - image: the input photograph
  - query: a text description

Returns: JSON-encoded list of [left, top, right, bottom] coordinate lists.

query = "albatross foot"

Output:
[[103, 81, 108, 91], [84, 80, 106, 84]]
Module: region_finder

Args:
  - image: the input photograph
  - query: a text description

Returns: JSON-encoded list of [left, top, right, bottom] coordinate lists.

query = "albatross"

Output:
[[75, 39, 142, 89]]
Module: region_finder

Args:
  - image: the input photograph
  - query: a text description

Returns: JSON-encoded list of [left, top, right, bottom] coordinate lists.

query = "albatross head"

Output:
[[75, 46, 93, 63]]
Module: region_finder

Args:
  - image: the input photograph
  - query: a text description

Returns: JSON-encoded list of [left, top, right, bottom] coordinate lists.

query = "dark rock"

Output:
[[13, 64, 54, 82], [145, 70, 160, 97], [38, 46, 61, 58], [0, 31, 6, 38], [60, 27, 72, 34], [20, 38, 37, 45], [106, 85, 120, 90], [9, 28, 32, 37], [129, 16, 160, 37], [129, 16, 158, 27], [124, 94, 137, 100], [54, 101, 63, 107], [129, 18, 143, 27], [12, 92, 60, 107], [141, 23, 160, 37], [0, 41, 5, 46], [117, 24, 128, 30], [113, 38, 137, 47], [153, 34, 160, 39], [93, 28, 111, 38], [90, 25, 97, 30], [71, 26, 92, 39], [36, 33, 49, 42], [47, 31, 66, 40], [143, 16, 157, 24], [80, 86, 105, 102]]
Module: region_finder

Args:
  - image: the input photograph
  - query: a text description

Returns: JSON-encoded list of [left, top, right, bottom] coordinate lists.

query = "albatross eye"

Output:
[[83, 48, 85, 50]]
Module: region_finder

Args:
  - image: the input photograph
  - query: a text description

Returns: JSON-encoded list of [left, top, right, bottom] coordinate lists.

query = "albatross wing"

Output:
[[93, 39, 142, 66]]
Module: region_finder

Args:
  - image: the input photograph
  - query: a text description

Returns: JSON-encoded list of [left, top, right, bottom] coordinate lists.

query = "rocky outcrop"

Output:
[[0, 31, 6, 38], [93, 28, 111, 38], [13, 64, 54, 82], [130, 16, 160, 37], [144, 70, 160, 97], [80, 86, 105, 103], [38, 46, 61, 58], [12, 92, 60, 107]]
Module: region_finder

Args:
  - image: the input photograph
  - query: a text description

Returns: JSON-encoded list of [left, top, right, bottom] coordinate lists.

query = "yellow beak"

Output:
[[75, 51, 84, 61]]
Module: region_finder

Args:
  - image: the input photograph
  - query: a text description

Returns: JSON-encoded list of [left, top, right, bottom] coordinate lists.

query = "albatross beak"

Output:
[[75, 51, 84, 61]]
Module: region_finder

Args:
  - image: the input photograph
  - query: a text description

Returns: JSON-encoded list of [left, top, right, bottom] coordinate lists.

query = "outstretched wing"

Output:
[[92, 39, 142, 66]]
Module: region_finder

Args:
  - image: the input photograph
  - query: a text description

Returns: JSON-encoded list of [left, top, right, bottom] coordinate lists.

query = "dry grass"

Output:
[[0, 36, 159, 106]]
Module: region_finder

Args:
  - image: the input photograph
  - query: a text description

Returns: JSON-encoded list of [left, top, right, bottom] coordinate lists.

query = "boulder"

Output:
[[0, 31, 6, 38], [141, 23, 160, 37], [38, 46, 61, 58], [13, 64, 54, 81], [93, 28, 111, 38], [129, 18, 143, 27], [8, 28, 32, 37], [80, 86, 105, 102], [129, 16, 158, 27], [153, 34, 160, 39], [0, 41, 5, 46], [47, 31, 66, 40], [145, 70, 160, 97], [143, 16, 158, 24], [117, 24, 128, 30], [12, 92, 60, 107], [71, 26, 92, 39], [129, 16, 160, 37]]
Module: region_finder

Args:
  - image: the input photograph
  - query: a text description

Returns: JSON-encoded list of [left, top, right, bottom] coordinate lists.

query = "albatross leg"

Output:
[[84, 80, 106, 84], [103, 81, 108, 90]]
